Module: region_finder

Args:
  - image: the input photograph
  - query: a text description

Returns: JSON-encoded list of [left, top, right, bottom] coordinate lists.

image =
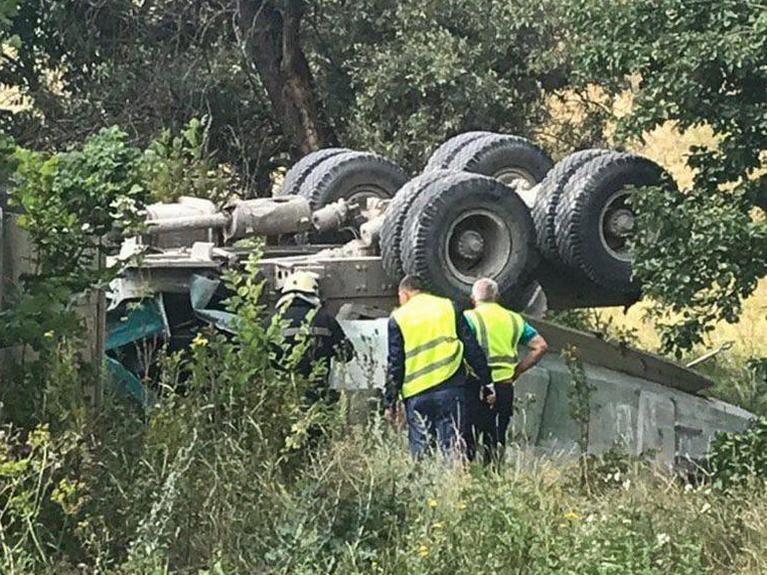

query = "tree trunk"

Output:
[[236, 0, 335, 157]]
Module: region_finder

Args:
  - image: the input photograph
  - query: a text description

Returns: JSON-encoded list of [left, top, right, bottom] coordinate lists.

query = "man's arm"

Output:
[[514, 322, 548, 380], [384, 318, 405, 410], [455, 305, 492, 387]]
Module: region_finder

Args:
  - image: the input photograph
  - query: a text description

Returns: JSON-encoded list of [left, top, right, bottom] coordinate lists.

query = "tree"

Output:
[[1, 1, 283, 191], [556, 0, 767, 354], [309, 0, 572, 170], [237, 0, 336, 155], [1, 0, 575, 183]]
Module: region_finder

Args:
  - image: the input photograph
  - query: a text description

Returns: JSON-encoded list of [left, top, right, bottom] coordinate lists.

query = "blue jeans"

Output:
[[404, 384, 466, 459]]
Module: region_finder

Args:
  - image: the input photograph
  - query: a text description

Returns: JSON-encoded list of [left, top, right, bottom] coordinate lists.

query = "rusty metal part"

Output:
[[360, 215, 384, 246], [146, 213, 228, 235], [144, 197, 219, 247], [145, 197, 313, 241], [311, 199, 353, 233], [225, 196, 312, 239]]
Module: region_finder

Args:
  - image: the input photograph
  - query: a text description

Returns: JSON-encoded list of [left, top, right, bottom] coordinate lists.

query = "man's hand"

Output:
[[482, 384, 496, 407]]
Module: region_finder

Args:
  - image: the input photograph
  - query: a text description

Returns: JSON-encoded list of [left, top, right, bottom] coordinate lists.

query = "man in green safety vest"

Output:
[[464, 277, 548, 464], [384, 275, 493, 458]]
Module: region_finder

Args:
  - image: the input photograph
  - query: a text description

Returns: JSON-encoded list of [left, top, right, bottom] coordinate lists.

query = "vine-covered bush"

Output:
[[709, 417, 767, 491]]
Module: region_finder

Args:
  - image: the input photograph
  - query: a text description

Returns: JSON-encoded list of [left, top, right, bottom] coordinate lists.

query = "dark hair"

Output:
[[398, 275, 424, 293]]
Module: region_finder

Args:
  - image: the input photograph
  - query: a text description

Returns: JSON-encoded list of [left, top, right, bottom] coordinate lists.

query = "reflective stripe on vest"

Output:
[[464, 302, 524, 383], [391, 293, 464, 399], [281, 326, 331, 338]]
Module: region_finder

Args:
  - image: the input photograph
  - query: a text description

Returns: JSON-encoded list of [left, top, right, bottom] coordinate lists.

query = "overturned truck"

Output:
[[108, 132, 752, 468]]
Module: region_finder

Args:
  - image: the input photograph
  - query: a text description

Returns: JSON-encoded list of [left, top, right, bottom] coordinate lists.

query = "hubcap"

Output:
[[445, 209, 512, 282], [599, 191, 634, 262], [456, 230, 485, 260]]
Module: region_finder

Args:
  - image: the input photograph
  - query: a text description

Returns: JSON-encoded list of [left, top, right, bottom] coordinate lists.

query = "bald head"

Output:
[[472, 277, 499, 304]]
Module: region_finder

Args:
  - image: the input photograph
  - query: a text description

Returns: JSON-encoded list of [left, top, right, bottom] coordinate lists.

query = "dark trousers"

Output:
[[467, 383, 514, 465], [404, 384, 466, 459]]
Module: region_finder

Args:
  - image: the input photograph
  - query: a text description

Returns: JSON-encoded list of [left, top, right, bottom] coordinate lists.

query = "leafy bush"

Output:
[[709, 417, 767, 491], [140, 117, 239, 205]]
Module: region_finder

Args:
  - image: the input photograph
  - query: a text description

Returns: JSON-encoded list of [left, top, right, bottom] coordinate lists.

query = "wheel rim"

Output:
[[599, 190, 635, 262], [444, 209, 512, 282], [345, 184, 391, 206], [493, 167, 538, 208]]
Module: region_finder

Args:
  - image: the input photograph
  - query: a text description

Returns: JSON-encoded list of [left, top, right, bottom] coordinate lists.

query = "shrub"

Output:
[[708, 417, 767, 491]]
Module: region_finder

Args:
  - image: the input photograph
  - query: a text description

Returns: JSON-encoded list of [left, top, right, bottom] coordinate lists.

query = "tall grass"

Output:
[[1, 258, 766, 574]]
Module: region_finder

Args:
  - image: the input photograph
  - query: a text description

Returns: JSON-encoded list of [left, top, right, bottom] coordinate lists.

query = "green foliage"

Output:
[[0, 132, 18, 182], [312, 0, 571, 170], [709, 417, 767, 491], [1, 1, 279, 191], [558, 0, 767, 353], [1, 127, 146, 356], [12, 126, 146, 279], [2, 119, 237, 352], [562, 345, 595, 487], [140, 117, 238, 205], [0, 424, 83, 573], [632, 183, 765, 355], [0, 0, 18, 47], [1, 263, 766, 572], [1, 0, 585, 185], [699, 354, 767, 417]]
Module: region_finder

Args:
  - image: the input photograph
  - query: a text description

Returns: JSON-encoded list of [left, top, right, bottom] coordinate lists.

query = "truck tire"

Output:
[[278, 147, 351, 197], [531, 149, 610, 262], [444, 134, 554, 208], [380, 170, 453, 281], [423, 131, 495, 172], [298, 150, 407, 210], [400, 172, 538, 305], [508, 280, 548, 317], [554, 152, 674, 291], [298, 151, 408, 242]]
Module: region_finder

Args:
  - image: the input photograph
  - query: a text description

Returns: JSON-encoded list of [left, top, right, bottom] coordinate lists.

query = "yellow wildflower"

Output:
[[28, 425, 51, 449], [432, 522, 444, 530], [418, 545, 429, 558], [43, 330, 55, 338], [563, 510, 582, 521], [191, 333, 209, 348], [427, 497, 438, 508], [457, 502, 467, 511]]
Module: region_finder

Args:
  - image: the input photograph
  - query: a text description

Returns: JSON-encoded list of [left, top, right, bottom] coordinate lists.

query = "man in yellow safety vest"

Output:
[[464, 277, 548, 464], [384, 275, 493, 458]]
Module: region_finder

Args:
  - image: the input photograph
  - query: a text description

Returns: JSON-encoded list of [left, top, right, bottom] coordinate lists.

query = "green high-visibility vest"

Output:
[[464, 302, 524, 383], [391, 293, 464, 399]]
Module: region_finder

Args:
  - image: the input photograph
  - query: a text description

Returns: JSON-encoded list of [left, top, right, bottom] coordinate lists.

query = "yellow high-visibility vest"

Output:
[[464, 302, 524, 383], [391, 293, 464, 399]]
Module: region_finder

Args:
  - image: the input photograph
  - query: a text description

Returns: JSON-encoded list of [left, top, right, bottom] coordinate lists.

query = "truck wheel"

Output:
[[445, 134, 553, 208], [554, 152, 674, 291], [298, 151, 408, 242], [278, 147, 351, 197], [380, 170, 453, 281], [531, 149, 610, 262], [423, 131, 495, 172], [508, 280, 548, 317], [400, 172, 538, 305]]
